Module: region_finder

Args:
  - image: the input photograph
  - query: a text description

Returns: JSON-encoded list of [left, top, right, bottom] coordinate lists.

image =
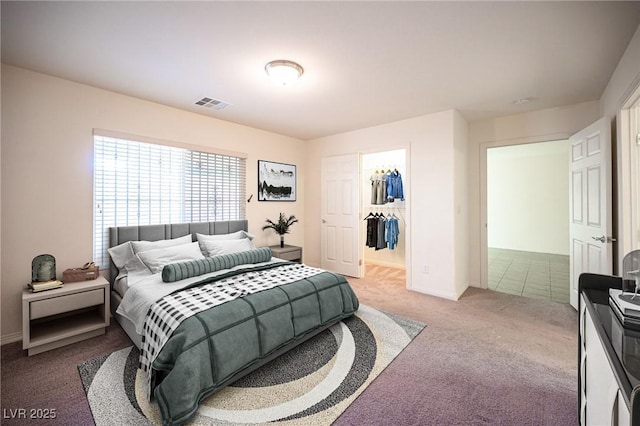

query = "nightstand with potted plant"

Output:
[[263, 213, 302, 262]]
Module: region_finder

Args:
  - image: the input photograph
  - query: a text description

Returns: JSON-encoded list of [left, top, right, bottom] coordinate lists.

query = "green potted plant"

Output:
[[262, 213, 298, 248]]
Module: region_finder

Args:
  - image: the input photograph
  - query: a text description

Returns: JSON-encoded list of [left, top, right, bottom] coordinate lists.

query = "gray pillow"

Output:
[[162, 247, 273, 283]]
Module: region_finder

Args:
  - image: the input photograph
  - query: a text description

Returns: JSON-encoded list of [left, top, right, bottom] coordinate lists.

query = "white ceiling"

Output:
[[2, 1, 639, 140]]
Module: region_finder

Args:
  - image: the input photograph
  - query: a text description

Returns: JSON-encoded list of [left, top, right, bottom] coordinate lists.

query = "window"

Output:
[[93, 134, 246, 267]]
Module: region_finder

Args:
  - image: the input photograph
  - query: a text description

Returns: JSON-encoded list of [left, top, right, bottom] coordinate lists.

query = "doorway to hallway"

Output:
[[486, 140, 571, 303]]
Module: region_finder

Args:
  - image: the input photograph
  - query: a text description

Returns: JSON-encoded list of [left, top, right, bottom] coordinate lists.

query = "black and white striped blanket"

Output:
[[140, 262, 324, 386]]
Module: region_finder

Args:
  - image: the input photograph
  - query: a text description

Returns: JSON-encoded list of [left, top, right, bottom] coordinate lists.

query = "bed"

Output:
[[108, 220, 359, 425]]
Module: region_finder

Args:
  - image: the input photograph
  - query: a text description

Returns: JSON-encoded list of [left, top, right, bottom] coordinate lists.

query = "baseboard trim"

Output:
[[2, 331, 22, 346], [409, 286, 463, 301]]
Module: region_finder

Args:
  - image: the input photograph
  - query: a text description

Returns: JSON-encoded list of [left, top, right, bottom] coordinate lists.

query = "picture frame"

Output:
[[258, 160, 296, 201]]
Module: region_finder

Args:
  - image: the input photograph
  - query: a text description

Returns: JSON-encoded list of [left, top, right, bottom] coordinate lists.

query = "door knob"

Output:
[[322, 219, 326, 224], [591, 236, 616, 243]]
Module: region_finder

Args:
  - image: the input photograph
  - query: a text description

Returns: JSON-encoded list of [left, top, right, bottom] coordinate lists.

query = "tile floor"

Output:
[[488, 248, 570, 304]]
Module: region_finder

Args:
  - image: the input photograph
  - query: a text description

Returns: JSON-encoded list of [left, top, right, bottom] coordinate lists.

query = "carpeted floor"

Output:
[[337, 265, 578, 425], [77, 305, 424, 425], [1, 266, 577, 425]]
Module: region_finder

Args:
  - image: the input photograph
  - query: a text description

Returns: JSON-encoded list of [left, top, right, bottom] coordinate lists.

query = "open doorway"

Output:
[[360, 149, 407, 286], [486, 140, 571, 303]]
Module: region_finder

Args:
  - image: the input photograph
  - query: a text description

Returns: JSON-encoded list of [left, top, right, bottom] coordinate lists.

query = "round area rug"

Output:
[[78, 305, 425, 426]]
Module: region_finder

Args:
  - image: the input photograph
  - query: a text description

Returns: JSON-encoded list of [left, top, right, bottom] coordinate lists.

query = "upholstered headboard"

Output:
[[108, 220, 248, 286]]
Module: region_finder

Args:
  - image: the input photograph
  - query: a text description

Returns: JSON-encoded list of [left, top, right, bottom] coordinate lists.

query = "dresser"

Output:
[[579, 273, 640, 426]]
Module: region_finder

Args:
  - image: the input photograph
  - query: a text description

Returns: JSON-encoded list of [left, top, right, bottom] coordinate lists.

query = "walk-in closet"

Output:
[[361, 149, 407, 280]]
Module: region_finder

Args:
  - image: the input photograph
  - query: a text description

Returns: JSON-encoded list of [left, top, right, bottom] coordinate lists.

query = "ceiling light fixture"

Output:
[[513, 97, 531, 105], [265, 60, 304, 86]]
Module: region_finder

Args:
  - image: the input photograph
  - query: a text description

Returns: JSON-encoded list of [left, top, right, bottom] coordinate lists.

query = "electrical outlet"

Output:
[[422, 265, 429, 274]]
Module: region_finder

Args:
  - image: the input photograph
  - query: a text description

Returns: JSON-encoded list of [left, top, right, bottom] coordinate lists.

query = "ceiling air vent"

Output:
[[195, 97, 231, 111]]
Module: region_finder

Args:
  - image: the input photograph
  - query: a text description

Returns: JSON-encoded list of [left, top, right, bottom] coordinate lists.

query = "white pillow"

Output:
[[137, 242, 205, 274], [107, 241, 135, 271], [123, 255, 154, 284], [196, 230, 254, 242], [131, 234, 192, 254], [201, 238, 256, 257], [107, 241, 140, 283], [196, 231, 254, 255]]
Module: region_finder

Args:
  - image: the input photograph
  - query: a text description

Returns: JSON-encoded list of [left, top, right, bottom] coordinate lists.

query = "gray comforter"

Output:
[[149, 262, 359, 425]]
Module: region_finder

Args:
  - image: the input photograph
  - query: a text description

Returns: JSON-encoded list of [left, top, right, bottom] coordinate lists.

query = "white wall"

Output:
[[453, 111, 469, 297], [601, 25, 640, 119], [305, 110, 469, 300], [601, 24, 640, 269], [487, 140, 570, 255], [467, 101, 600, 287], [1, 65, 306, 341]]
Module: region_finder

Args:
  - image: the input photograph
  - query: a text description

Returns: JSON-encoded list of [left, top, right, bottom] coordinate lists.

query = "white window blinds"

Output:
[[93, 135, 246, 267]]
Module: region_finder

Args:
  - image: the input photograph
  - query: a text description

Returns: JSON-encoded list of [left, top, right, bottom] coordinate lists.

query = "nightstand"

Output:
[[269, 244, 303, 263], [22, 276, 110, 356]]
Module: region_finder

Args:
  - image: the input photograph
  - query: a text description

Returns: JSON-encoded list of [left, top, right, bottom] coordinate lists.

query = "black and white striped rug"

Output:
[[78, 305, 425, 425]]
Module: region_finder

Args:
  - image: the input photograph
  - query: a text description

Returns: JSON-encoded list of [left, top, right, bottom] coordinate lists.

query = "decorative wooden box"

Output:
[[62, 266, 99, 283]]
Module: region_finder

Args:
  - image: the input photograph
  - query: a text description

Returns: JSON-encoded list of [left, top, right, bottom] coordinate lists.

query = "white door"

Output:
[[320, 154, 360, 277], [569, 117, 613, 309]]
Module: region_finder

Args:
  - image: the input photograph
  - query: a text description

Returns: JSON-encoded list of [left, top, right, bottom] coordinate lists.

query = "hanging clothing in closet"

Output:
[[366, 216, 378, 248], [386, 170, 404, 202], [370, 171, 388, 205], [365, 213, 387, 250], [365, 212, 400, 251], [385, 216, 400, 250], [376, 216, 386, 250]]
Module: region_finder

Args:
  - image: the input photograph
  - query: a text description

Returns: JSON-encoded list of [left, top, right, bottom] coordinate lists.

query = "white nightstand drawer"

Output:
[[30, 288, 104, 320]]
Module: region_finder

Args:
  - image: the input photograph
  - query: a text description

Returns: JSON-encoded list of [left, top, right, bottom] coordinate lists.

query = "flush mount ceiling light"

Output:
[[265, 60, 304, 86], [513, 97, 532, 105]]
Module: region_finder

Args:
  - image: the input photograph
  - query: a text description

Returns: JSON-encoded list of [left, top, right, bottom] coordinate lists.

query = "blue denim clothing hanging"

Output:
[[385, 217, 399, 250], [386, 170, 404, 202]]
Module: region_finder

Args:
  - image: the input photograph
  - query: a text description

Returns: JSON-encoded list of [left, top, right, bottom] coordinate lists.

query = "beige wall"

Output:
[[467, 101, 600, 287], [601, 24, 640, 268], [1, 65, 306, 340], [487, 140, 570, 255], [453, 111, 469, 297], [305, 110, 469, 300], [601, 25, 640, 119]]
